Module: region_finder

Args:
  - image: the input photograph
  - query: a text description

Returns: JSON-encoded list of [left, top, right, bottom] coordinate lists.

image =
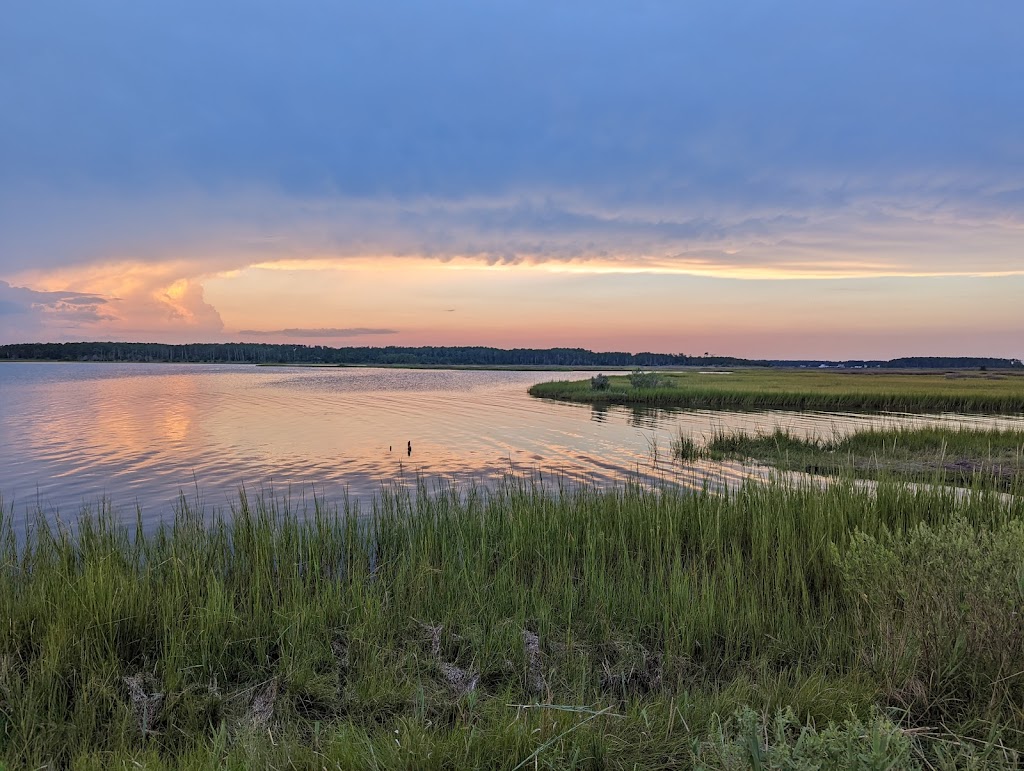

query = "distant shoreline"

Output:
[[7, 359, 1024, 376], [2, 342, 1020, 371], [0, 359, 635, 372]]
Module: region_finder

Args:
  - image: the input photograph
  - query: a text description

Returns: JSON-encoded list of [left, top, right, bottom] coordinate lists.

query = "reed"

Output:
[[1, 477, 1023, 768]]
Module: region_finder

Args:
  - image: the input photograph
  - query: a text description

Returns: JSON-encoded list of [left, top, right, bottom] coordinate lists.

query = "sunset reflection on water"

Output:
[[3, 363, 1023, 523]]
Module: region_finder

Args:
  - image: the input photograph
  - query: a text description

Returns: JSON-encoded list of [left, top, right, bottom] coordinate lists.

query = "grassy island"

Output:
[[2, 479, 1024, 768], [529, 369, 1024, 414], [683, 425, 1024, 488]]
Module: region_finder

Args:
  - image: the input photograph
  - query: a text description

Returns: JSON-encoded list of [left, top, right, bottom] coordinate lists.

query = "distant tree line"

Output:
[[0, 342, 1020, 370]]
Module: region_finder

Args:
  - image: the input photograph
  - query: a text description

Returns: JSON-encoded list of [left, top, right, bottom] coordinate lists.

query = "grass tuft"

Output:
[[671, 430, 702, 461]]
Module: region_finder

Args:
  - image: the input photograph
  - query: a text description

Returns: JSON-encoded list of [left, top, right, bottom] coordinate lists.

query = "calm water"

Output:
[[2, 363, 1023, 521]]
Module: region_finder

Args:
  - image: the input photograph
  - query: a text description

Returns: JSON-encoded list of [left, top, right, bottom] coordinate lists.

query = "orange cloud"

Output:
[[11, 261, 224, 340]]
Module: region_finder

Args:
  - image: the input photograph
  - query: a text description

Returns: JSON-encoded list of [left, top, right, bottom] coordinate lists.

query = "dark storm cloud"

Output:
[[1, 0, 1022, 273]]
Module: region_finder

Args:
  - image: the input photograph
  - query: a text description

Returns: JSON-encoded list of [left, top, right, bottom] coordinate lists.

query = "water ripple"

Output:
[[2, 362, 1023, 522]]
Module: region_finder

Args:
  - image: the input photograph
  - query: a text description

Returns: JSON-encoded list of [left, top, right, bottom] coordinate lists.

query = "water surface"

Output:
[[2, 363, 1022, 522]]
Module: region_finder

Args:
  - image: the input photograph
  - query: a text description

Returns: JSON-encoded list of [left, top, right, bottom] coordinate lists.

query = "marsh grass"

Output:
[[1, 478, 1024, 768], [530, 369, 1024, 414], [699, 425, 1024, 487], [670, 431, 702, 462]]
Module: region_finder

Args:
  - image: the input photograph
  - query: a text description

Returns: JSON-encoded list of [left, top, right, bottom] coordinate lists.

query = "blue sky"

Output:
[[1, 1, 1022, 355]]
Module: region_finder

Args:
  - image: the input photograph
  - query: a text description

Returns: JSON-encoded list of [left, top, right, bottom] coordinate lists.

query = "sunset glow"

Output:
[[2, 2, 1022, 358]]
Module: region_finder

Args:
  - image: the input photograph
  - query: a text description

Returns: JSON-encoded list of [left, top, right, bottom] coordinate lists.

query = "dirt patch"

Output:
[[122, 673, 164, 735], [249, 678, 278, 728], [943, 458, 1017, 481], [416, 620, 444, 658], [332, 638, 350, 669], [439, 662, 479, 696], [523, 630, 545, 694], [600, 645, 664, 696], [417, 620, 479, 697]]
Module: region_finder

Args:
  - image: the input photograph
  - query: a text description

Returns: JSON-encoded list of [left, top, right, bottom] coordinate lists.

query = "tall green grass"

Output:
[[1, 479, 1023, 768], [695, 425, 1024, 487]]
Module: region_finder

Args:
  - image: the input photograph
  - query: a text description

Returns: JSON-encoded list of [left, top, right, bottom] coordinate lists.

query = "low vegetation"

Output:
[[2, 477, 1024, 768], [687, 425, 1024, 487], [531, 369, 1024, 414]]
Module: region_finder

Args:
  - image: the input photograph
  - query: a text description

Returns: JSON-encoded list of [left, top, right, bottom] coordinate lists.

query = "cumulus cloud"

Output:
[[0, 270, 224, 344]]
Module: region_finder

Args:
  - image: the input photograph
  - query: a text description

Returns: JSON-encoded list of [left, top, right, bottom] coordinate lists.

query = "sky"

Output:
[[1, 1, 1022, 358]]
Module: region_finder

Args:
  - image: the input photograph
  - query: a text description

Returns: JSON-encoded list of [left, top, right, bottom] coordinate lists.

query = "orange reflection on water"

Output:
[[4, 363, 1024, 521]]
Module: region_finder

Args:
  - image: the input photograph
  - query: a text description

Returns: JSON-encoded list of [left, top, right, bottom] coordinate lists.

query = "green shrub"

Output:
[[837, 518, 1024, 722], [589, 373, 610, 390], [628, 368, 660, 389], [690, 707, 916, 770]]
